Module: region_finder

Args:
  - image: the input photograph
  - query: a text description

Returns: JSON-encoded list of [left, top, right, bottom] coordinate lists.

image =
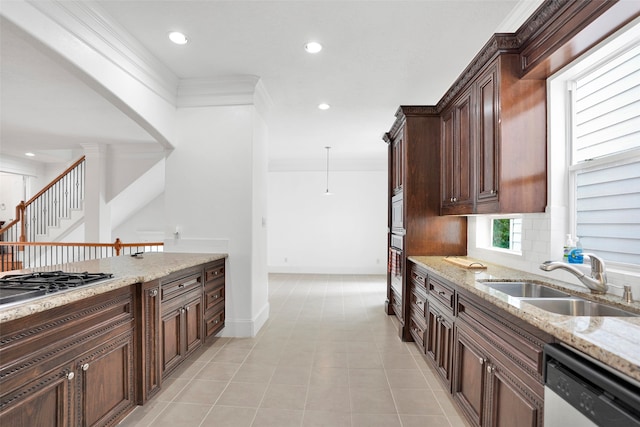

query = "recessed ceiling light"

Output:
[[318, 103, 330, 110], [305, 41, 322, 53], [25, 152, 35, 157], [169, 31, 188, 45]]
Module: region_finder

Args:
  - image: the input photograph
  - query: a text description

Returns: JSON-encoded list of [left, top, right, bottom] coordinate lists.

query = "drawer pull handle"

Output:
[[213, 295, 219, 299], [438, 291, 446, 296]]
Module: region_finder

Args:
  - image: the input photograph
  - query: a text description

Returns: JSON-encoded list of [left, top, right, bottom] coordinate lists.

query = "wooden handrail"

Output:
[[25, 156, 86, 206], [0, 202, 23, 236]]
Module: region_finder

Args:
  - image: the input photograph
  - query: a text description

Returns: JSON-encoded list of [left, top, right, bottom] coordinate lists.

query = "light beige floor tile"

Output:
[[434, 389, 464, 416], [252, 408, 304, 427], [153, 378, 189, 402], [448, 414, 474, 427], [147, 402, 211, 427], [166, 360, 206, 379], [211, 347, 252, 364], [268, 365, 310, 385], [349, 387, 397, 414], [302, 409, 351, 427], [391, 388, 443, 415], [381, 353, 420, 370], [347, 352, 383, 369], [194, 361, 240, 381], [309, 366, 349, 387], [348, 368, 389, 389], [400, 414, 451, 427], [351, 413, 402, 427], [385, 369, 429, 389], [232, 362, 276, 383], [201, 405, 256, 427], [215, 382, 268, 407], [346, 341, 379, 353], [278, 350, 314, 368], [173, 379, 227, 404], [260, 383, 307, 410], [305, 385, 351, 413]]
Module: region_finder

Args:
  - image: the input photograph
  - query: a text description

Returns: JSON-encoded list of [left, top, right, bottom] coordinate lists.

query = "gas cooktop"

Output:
[[0, 271, 114, 305]]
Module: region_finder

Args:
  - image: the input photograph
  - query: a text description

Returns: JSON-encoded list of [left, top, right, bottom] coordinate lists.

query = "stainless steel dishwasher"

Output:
[[543, 343, 640, 426]]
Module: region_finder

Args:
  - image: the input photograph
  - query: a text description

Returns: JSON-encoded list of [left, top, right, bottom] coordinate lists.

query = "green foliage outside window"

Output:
[[492, 219, 511, 249]]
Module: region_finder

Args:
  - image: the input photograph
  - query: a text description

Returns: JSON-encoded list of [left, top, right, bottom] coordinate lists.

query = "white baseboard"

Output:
[[220, 301, 270, 338]]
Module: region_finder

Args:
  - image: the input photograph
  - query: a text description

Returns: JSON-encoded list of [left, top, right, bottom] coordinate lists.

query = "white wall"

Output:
[[268, 168, 388, 274], [164, 104, 269, 337]]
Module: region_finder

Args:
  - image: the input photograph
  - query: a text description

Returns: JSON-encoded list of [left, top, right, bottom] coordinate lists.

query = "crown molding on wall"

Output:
[[24, 0, 179, 105], [177, 75, 273, 113]]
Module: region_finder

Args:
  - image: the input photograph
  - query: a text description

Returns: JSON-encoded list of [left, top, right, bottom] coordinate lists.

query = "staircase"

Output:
[[0, 156, 85, 271]]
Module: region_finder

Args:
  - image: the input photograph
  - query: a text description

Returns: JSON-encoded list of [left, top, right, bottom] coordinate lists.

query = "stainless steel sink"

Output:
[[482, 281, 571, 298], [522, 298, 639, 317]]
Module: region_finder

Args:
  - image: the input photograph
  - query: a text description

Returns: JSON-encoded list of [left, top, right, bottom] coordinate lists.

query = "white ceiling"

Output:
[[0, 1, 537, 168]]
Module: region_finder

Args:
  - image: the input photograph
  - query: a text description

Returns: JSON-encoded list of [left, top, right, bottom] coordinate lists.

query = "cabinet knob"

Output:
[[82, 363, 89, 371], [149, 289, 158, 297], [66, 371, 75, 380], [186, 306, 190, 312], [450, 197, 454, 202], [213, 294, 219, 299], [180, 308, 185, 314], [453, 197, 457, 202], [487, 365, 495, 373], [490, 190, 496, 195]]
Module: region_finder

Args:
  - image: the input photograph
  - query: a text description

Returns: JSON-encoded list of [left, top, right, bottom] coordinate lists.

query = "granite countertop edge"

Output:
[[408, 255, 640, 383], [0, 252, 228, 323]]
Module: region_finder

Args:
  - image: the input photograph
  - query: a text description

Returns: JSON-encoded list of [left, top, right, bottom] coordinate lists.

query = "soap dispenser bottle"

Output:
[[563, 234, 574, 261]]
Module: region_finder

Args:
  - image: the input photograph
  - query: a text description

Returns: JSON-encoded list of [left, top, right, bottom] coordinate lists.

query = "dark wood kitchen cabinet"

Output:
[[203, 259, 226, 340], [440, 50, 547, 215], [441, 88, 474, 215], [383, 107, 467, 340], [160, 267, 203, 378], [452, 289, 552, 427], [0, 285, 136, 427]]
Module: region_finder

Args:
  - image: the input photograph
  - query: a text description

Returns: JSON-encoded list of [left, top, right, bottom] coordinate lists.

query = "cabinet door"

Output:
[[0, 363, 75, 427], [476, 64, 500, 208], [453, 326, 488, 427], [76, 331, 136, 427], [485, 361, 542, 427], [161, 297, 184, 377], [441, 89, 474, 214], [436, 314, 454, 387], [184, 293, 203, 356]]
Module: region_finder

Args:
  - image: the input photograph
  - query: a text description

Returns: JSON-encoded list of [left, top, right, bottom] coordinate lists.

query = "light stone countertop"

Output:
[[409, 255, 640, 383], [0, 252, 227, 323]]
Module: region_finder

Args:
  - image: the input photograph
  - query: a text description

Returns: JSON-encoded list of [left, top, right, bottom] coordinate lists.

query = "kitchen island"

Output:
[[0, 252, 227, 427]]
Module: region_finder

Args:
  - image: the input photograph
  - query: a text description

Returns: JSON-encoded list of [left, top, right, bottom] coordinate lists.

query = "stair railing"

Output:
[[0, 238, 164, 272]]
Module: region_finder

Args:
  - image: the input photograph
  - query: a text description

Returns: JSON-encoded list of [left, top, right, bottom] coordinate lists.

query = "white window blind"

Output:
[[571, 40, 640, 266]]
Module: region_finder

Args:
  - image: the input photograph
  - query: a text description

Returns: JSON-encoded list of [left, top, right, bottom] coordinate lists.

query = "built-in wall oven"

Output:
[[543, 343, 640, 426]]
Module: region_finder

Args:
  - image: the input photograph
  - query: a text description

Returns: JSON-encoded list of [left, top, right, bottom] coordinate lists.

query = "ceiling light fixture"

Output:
[[169, 31, 188, 45], [318, 103, 330, 110], [324, 146, 333, 196], [305, 41, 322, 53], [25, 152, 35, 157]]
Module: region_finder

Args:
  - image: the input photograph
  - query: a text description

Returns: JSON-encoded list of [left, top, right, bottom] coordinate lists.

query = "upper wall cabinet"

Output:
[[440, 52, 547, 215]]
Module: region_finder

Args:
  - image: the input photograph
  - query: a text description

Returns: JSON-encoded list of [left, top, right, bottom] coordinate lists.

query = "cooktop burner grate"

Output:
[[0, 271, 113, 305]]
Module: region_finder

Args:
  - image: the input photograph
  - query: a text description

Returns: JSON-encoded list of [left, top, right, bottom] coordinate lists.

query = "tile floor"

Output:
[[119, 274, 471, 427]]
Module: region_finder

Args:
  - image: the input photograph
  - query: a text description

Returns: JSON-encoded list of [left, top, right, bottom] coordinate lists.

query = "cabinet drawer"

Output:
[[410, 288, 427, 318], [410, 265, 427, 293], [205, 262, 225, 283], [205, 308, 225, 338], [429, 277, 455, 311], [162, 273, 202, 301], [409, 315, 426, 349], [204, 284, 225, 312]]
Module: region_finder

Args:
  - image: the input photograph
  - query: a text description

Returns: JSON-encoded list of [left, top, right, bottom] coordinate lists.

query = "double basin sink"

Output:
[[481, 281, 638, 317]]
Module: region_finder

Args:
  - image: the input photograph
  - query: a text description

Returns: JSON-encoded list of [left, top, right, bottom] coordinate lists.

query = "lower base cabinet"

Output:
[[0, 286, 136, 427], [426, 301, 454, 389], [453, 322, 543, 427]]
